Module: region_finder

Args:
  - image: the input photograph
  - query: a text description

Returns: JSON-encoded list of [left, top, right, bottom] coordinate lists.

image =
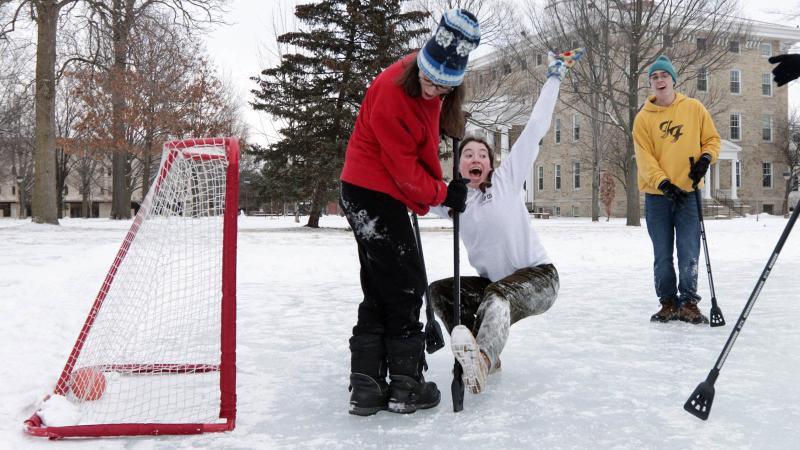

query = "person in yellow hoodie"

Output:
[[633, 55, 721, 324]]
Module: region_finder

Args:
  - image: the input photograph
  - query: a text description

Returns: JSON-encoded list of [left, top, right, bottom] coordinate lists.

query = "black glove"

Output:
[[659, 180, 688, 209], [442, 178, 468, 213], [768, 54, 800, 87], [688, 153, 711, 187]]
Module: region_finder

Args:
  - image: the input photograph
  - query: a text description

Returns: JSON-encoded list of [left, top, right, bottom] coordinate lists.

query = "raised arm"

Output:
[[495, 49, 583, 191]]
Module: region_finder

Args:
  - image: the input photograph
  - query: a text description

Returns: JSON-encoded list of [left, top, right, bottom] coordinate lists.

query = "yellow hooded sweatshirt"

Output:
[[633, 93, 721, 194]]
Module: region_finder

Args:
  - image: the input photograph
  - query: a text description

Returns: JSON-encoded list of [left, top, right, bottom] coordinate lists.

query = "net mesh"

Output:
[[57, 142, 230, 425]]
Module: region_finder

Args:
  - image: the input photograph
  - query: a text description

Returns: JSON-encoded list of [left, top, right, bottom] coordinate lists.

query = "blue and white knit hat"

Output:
[[417, 9, 481, 87]]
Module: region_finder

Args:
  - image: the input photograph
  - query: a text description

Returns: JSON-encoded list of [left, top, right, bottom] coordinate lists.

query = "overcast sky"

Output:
[[202, 0, 800, 146]]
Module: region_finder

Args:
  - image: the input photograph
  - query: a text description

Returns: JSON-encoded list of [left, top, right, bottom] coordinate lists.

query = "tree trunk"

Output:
[[55, 147, 68, 219], [111, 152, 130, 218], [31, 1, 60, 225], [626, 28, 641, 227], [110, 1, 133, 220], [16, 178, 26, 219], [590, 93, 601, 222], [306, 181, 327, 228], [624, 138, 641, 226]]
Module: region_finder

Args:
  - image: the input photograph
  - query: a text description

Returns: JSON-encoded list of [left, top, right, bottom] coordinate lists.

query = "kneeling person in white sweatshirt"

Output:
[[427, 49, 582, 394]]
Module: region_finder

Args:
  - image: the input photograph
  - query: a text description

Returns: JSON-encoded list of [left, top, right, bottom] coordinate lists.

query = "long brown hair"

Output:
[[397, 54, 466, 138], [458, 136, 495, 193]]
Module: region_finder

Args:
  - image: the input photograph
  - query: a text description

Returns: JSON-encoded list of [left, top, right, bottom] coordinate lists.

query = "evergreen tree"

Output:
[[252, 0, 428, 227]]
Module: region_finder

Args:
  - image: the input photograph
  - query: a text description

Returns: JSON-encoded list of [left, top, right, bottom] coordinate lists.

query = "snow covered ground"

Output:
[[2, 213, 799, 449]]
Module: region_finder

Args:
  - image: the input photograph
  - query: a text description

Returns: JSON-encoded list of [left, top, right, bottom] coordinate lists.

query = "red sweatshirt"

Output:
[[340, 53, 447, 215]]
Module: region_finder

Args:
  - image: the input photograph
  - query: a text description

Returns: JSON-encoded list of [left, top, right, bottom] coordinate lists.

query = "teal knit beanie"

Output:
[[648, 55, 677, 83]]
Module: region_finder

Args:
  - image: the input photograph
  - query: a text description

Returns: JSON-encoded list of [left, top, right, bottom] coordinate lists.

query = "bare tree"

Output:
[[521, 0, 745, 225], [774, 109, 800, 215], [412, 0, 534, 137], [82, 0, 227, 219], [0, 39, 35, 218]]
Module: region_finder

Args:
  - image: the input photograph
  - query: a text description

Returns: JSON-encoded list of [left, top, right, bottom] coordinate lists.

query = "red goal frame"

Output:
[[24, 137, 239, 439]]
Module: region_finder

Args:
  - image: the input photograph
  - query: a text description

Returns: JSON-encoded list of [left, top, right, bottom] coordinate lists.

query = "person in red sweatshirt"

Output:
[[340, 9, 479, 416]]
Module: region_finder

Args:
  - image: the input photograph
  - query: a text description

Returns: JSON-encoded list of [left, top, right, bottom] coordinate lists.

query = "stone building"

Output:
[[460, 20, 800, 218]]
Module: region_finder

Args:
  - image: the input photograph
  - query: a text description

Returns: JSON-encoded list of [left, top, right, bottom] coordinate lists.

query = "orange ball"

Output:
[[70, 367, 107, 401]]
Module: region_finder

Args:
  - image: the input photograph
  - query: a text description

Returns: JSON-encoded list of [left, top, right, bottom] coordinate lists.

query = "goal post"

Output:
[[24, 137, 239, 438]]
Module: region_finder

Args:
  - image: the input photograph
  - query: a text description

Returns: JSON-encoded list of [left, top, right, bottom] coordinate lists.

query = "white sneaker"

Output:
[[451, 325, 489, 394]]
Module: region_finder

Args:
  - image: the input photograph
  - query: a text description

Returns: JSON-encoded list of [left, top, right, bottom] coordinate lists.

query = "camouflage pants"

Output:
[[428, 264, 559, 367]]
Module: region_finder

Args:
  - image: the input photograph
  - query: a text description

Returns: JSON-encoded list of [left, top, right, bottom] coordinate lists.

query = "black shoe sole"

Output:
[[349, 404, 387, 416], [650, 316, 677, 322], [386, 396, 440, 414]]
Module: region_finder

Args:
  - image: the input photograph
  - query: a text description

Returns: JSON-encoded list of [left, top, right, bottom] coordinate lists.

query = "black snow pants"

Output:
[[340, 182, 427, 380]]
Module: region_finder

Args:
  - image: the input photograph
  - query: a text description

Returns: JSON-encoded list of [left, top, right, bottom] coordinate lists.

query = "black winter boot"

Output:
[[387, 374, 440, 414], [349, 334, 388, 416], [385, 334, 440, 414], [349, 373, 389, 416]]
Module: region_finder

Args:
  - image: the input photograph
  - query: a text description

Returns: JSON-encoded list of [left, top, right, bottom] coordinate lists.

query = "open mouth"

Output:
[[469, 167, 483, 176]]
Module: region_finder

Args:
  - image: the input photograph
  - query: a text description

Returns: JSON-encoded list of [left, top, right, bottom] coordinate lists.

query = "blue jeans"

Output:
[[644, 193, 701, 304]]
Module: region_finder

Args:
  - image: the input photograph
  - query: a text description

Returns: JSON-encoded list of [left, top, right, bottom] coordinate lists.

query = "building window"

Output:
[[663, 33, 672, 47], [555, 118, 561, 144], [760, 42, 772, 57], [730, 70, 741, 94], [697, 67, 708, 92], [762, 114, 773, 142], [730, 113, 741, 141], [573, 162, 581, 189], [763, 162, 773, 188], [696, 37, 706, 51], [728, 40, 740, 53], [12, 186, 16, 195], [762, 73, 772, 96], [572, 205, 579, 217], [572, 115, 580, 141], [736, 160, 741, 188], [537, 166, 544, 191], [554, 164, 561, 191], [555, 205, 561, 216], [536, 54, 543, 66], [64, 186, 69, 195]]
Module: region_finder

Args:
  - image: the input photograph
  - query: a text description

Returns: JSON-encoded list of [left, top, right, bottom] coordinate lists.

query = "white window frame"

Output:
[[697, 67, 708, 92], [760, 42, 772, 57], [554, 164, 561, 191], [763, 162, 773, 188], [572, 205, 579, 217], [762, 114, 773, 142], [730, 69, 741, 95], [555, 205, 561, 216], [554, 118, 561, 144], [537, 165, 544, 191], [730, 113, 742, 141], [572, 114, 580, 141], [736, 160, 741, 188], [762, 73, 773, 97]]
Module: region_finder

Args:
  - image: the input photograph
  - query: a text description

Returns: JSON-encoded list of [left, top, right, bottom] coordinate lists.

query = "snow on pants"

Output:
[[340, 181, 425, 340], [428, 264, 559, 367]]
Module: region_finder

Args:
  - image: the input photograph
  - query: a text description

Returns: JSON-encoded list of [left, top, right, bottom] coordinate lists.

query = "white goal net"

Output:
[[26, 137, 239, 438]]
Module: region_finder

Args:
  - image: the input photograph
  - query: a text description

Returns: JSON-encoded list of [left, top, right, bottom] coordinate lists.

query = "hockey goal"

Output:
[[25, 137, 239, 438]]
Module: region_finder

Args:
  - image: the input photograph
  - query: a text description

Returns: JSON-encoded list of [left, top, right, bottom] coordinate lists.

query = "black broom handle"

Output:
[[712, 197, 800, 372]]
